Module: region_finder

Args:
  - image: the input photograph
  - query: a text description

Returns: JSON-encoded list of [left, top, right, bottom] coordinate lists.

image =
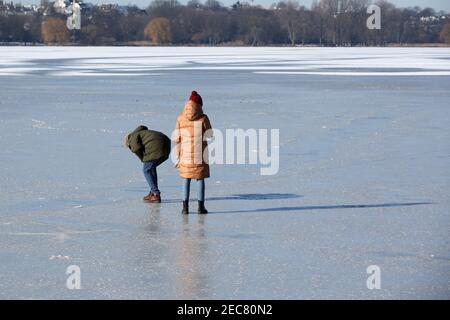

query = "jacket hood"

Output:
[[182, 100, 204, 121], [133, 125, 148, 134]]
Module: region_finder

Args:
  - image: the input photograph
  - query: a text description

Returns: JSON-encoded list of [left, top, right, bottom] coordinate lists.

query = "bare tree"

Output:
[[144, 17, 172, 44], [274, 1, 303, 45], [440, 22, 450, 44], [41, 18, 69, 44]]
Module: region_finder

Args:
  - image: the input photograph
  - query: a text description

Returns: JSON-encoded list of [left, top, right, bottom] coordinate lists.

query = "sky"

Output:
[[20, 0, 450, 12]]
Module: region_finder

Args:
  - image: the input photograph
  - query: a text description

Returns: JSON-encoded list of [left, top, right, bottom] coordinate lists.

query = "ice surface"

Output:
[[0, 47, 449, 299]]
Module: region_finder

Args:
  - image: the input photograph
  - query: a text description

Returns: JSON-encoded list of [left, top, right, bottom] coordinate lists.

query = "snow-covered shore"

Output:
[[1, 46, 450, 76]]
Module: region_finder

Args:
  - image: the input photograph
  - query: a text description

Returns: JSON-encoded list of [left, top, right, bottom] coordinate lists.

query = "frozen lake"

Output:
[[0, 47, 449, 299]]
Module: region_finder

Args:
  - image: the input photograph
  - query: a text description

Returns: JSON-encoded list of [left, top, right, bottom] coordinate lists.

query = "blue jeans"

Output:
[[143, 159, 163, 195], [183, 179, 205, 202]]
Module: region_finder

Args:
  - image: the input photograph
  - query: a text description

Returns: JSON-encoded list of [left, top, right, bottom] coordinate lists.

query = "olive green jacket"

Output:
[[127, 126, 171, 163]]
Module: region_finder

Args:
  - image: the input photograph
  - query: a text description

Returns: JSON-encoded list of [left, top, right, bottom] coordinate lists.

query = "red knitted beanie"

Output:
[[189, 91, 203, 106]]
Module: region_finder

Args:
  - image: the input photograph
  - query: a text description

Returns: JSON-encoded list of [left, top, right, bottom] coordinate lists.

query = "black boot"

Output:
[[198, 201, 208, 214], [182, 201, 189, 214]]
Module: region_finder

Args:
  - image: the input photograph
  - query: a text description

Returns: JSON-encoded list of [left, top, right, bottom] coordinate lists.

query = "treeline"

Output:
[[1, 0, 450, 46]]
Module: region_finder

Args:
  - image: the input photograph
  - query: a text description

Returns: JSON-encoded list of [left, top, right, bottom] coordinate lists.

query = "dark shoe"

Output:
[[182, 200, 189, 214], [144, 193, 161, 203], [198, 201, 208, 214]]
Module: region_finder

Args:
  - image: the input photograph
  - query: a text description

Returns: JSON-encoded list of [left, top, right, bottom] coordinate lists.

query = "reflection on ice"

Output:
[[175, 214, 209, 299]]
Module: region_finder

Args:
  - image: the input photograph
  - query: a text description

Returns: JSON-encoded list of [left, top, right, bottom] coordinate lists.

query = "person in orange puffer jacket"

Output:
[[174, 91, 213, 214]]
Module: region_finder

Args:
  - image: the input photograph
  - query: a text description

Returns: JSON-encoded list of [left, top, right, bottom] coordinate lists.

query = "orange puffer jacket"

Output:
[[174, 100, 212, 179]]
